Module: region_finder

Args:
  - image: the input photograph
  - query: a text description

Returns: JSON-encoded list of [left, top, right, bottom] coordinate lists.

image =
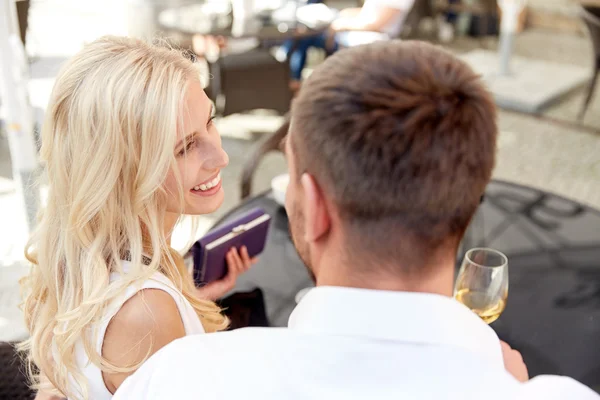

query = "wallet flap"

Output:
[[205, 214, 271, 251]]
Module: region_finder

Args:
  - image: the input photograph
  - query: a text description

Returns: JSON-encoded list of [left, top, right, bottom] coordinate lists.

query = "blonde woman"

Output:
[[19, 35, 255, 400]]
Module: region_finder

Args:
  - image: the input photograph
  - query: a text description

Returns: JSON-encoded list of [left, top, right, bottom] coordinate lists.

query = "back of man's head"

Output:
[[290, 40, 497, 275]]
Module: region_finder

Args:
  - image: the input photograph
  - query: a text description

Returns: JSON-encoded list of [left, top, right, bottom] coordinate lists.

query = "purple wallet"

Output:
[[192, 207, 271, 286]]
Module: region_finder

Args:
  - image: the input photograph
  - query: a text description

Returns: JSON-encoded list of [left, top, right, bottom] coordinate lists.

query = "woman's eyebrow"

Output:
[[176, 131, 196, 149]]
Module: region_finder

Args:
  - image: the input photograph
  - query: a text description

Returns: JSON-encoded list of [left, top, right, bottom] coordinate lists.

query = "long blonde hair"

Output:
[[18, 36, 228, 399]]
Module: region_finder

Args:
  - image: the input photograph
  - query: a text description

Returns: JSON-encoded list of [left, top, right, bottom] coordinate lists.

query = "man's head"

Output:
[[284, 41, 497, 286]]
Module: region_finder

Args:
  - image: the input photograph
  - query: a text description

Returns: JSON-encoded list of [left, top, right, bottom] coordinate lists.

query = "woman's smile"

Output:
[[190, 172, 222, 197]]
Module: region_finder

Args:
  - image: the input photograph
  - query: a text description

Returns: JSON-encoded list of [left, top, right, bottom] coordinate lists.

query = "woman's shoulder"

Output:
[[110, 260, 205, 331], [109, 260, 197, 323], [109, 286, 187, 333], [101, 286, 188, 393]]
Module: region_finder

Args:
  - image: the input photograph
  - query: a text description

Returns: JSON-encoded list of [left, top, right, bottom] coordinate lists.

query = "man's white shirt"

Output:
[[114, 286, 599, 400]]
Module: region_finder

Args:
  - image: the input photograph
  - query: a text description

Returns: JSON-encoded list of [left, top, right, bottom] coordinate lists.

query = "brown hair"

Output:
[[291, 41, 497, 273]]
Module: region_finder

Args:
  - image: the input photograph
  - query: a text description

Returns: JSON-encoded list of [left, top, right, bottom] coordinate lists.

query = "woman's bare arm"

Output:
[[101, 289, 186, 394]]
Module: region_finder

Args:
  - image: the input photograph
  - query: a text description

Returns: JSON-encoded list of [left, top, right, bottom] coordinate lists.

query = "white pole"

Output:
[[497, 0, 527, 76], [0, 0, 40, 232]]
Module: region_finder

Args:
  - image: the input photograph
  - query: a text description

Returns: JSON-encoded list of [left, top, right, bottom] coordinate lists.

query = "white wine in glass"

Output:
[[454, 248, 508, 324]]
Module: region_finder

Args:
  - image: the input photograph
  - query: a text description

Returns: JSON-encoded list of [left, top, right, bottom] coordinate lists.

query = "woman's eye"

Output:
[[178, 138, 197, 156], [186, 138, 197, 151]]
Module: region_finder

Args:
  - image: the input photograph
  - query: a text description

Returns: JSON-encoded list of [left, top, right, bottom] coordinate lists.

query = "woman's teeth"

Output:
[[193, 174, 221, 192]]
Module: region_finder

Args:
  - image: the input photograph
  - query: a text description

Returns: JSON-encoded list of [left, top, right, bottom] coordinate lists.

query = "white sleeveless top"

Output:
[[70, 261, 205, 400]]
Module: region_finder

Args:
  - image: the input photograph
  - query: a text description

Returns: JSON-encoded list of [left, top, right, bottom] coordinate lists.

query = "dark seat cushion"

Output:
[[0, 342, 35, 400]]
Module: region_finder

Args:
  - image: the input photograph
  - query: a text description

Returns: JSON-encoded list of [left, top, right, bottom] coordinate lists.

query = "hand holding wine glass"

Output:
[[454, 248, 509, 324]]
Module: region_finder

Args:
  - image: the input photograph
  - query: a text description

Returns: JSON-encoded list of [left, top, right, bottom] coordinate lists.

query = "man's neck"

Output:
[[314, 250, 455, 297]]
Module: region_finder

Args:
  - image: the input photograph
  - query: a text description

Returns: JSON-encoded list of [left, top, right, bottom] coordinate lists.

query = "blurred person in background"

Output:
[[19, 36, 254, 400], [283, 0, 415, 90]]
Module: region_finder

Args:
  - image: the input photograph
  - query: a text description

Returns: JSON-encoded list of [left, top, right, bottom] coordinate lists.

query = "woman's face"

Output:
[[164, 80, 229, 216]]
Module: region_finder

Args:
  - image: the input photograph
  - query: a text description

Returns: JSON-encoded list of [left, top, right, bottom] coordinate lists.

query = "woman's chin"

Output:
[[185, 187, 225, 215]]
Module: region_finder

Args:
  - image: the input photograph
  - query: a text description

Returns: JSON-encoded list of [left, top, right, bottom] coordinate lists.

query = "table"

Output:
[[214, 179, 600, 388], [158, 2, 332, 42]]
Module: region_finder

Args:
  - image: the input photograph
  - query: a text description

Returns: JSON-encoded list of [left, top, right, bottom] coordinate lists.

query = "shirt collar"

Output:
[[288, 286, 504, 367]]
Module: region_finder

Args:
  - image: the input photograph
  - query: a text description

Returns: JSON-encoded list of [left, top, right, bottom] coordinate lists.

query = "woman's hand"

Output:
[[195, 247, 257, 301]]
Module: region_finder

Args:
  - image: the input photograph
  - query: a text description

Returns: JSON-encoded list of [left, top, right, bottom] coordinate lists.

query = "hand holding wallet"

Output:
[[192, 207, 271, 286]]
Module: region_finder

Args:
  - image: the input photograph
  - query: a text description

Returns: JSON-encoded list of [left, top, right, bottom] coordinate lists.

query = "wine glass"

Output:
[[454, 248, 509, 324]]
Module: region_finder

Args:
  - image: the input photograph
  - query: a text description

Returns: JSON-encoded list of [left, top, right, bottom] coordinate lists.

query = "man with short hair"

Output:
[[113, 41, 599, 400]]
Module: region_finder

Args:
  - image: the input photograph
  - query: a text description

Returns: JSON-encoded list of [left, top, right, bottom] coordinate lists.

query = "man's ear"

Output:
[[300, 173, 331, 243]]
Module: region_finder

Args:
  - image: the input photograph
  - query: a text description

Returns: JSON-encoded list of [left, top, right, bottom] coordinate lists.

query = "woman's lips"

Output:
[[190, 173, 222, 197]]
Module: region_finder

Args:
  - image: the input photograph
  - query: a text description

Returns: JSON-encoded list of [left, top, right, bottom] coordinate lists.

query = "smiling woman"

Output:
[[18, 36, 255, 400], [164, 88, 228, 218]]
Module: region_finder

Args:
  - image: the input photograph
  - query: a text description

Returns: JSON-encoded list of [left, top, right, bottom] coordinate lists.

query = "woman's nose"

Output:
[[204, 146, 229, 171]]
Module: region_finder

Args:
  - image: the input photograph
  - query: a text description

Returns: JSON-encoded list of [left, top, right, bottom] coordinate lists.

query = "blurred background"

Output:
[[1, 0, 599, 344]]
